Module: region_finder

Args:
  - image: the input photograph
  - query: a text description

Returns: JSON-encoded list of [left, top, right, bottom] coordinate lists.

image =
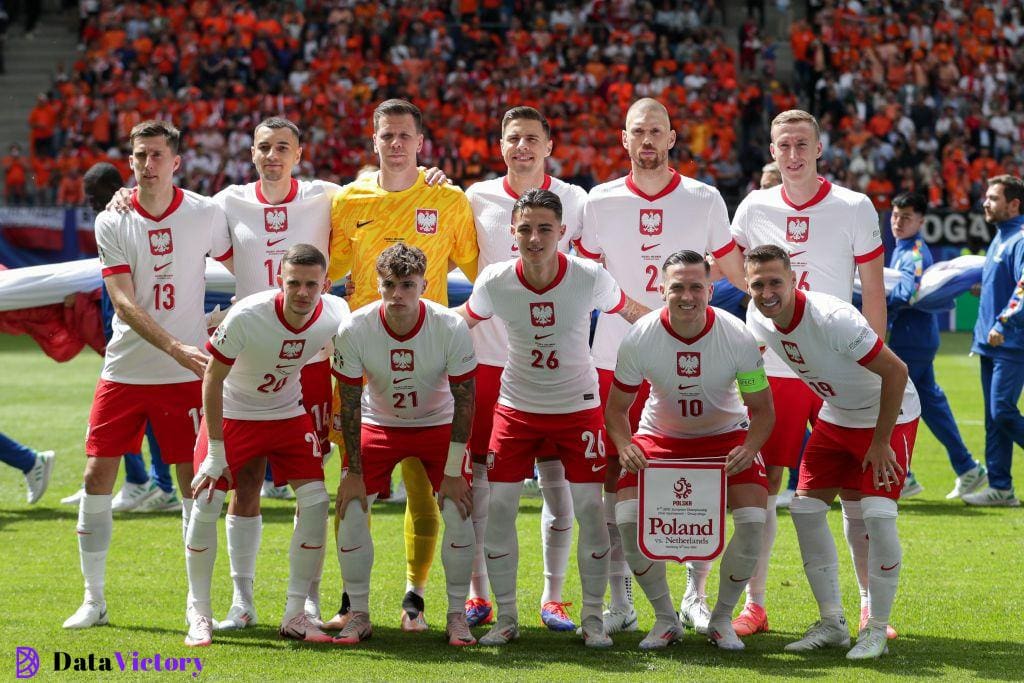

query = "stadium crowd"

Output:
[[3, 0, 1023, 211]]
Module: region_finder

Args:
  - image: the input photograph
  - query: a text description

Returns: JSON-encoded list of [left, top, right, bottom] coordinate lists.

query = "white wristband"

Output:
[[444, 442, 467, 478]]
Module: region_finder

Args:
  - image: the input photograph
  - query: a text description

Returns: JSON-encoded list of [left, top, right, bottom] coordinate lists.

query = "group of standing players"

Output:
[[62, 96, 925, 661]]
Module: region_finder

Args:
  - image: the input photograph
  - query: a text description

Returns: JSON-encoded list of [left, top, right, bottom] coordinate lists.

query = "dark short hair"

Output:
[[376, 243, 427, 278], [501, 106, 551, 138], [511, 188, 562, 223], [129, 120, 181, 154], [662, 249, 710, 275], [255, 116, 301, 142], [892, 192, 927, 215], [987, 174, 1024, 209], [83, 162, 123, 212], [281, 243, 326, 271], [744, 244, 791, 270], [373, 99, 423, 134]]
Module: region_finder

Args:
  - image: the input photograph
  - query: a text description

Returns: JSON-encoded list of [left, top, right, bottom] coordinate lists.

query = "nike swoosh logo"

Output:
[[76, 531, 92, 536], [636, 562, 654, 576], [729, 574, 751, 583], [300, 543, 323, 550], [267, 237, 287, 247], [276, 363, 296, 369], [393, 378, 408, 385], [356, 220, 374, 228], [339, 546, 362, 553], [677, 384, 698, 390], [153, 262, 171, 272], [790, 251, 806, 258], [487, 552, 509, 560], [186, 545, 209, 553], [880, 562, 900, 571], [549, 525, 572, 532], [641, 243, 660, 252], [450, 543, 472, 549], [798, 369, 810, 374], [591, 464, 606, 472], [534, 333, 553, 340], [591, 548, 609, 560]]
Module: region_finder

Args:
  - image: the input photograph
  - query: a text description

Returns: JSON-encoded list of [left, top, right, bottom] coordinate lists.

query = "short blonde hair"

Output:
[[770, 110, 820, 141]]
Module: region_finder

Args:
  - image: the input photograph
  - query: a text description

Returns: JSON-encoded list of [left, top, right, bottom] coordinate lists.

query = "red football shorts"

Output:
[[598, 368, 650, 456], [360, 423, 469, 494], [86, 378, 201, 464], [617, 430, 769, 491], [798, 419, 918, 500], [470, 364, 503, 457], [301, 358, 332, 452], [487, 404, 607, 484], [193, 414, 325, 491], [760, 376, 822, 468]]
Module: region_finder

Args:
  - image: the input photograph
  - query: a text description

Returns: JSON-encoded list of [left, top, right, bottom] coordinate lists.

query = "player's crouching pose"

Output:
[[332, 244, 478, 647], [186, 244, 350, 647], [607, 250, 774, 651], [454, 189, 649, 647], [744, 245, 920, 660]]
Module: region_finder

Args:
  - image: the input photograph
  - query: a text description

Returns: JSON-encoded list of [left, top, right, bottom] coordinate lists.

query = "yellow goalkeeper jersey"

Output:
[[328, 170, 479, 310]]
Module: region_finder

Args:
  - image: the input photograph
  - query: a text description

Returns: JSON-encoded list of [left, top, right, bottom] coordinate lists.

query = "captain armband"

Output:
[[736, 367, 769, 393]]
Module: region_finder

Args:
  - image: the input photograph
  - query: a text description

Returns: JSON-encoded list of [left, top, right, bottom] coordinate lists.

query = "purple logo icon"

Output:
[[16, 647, 40, 679]]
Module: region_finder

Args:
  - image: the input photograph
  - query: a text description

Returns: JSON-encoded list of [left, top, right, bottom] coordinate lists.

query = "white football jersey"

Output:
[[731, 179, 883, 377], [97, 188, 229, 384], [746, 291, 920, 428], [466, 174, 587, 366], [466, 252, 625, 414], [213, 178, 341, 299], [332, 299, 477, 428], [615, 307, 763, 438], [206, 290, 350, 420], [579, 171, 735, 370]]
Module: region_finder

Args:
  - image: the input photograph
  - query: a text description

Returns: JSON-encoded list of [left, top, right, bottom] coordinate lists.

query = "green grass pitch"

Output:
[[0, 332, 1021, 681]]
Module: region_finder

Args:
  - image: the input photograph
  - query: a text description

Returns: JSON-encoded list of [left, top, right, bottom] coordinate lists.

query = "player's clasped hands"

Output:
[[862, 442, 904, 492], [618, 442, 648, 473], [438, 475, 473, 520], [336, 472, 368, 519]]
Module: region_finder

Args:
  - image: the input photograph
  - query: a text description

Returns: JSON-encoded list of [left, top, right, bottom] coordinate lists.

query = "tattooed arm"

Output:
[[616, 295, 652, 324], [439, 377, 476, 519], [335, 381, 367, 518]]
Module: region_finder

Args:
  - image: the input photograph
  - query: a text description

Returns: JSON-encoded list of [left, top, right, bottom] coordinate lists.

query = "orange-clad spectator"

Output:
[[30, 155, 55, 203], [57, 170, 85, 206], [969, 149, 1001, 185], [677, 148, 699, 179], [865, 175, 895, 211], [867, 111, 892, 137], [28, 94, 58, 157], [946, 179, 971, 212], [3, 145, 29, 204], [790, 20, 815, 63]]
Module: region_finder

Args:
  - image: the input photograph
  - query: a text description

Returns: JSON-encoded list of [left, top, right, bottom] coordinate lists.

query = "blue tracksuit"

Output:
[[971, 215, 1024, 490], [888, 236, 975, 475]]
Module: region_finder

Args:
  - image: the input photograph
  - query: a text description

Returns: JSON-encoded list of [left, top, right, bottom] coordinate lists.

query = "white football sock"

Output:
[[841, 499, 870, 609], [711, 507, 766, 623], [77, 493, 112, 605], [440, 498, 475, 614], [336, 494, 376, 614], [185, 489, 226, 618], [469, 463, 489, 600], [616, 499, 675, 622], [605, 492, 632, 611], [226, 514, 261, 607], [862, 496, 901, 629], [790, 496, 843, 618], [745, 494, 777, 607], [484, 481, 523, 622], [284, 482, 329, 620], [537, 459, 573, 605], [181, 497, 193, 544], [685, 560, 711, 600], [572, 482, 610, 624]]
